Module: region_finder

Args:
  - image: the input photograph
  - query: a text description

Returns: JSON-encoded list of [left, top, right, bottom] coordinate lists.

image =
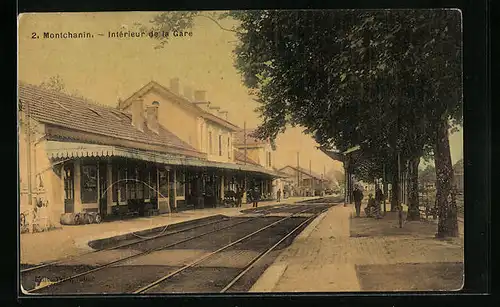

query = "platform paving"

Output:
[[20, 197, 319, 265], [250, 202, 464, 292]]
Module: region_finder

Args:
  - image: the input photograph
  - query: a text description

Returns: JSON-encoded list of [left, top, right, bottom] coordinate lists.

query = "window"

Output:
[[159, 170, 169, 198], [144, 168, 155, 199], [135, 167, 144, 199], [126, 167, 135, 199], [268, 152, 272, 167], [208, 131, 213, 154], [218, 135, 222, 156], [144, 170, 150, 199], [176, 170, 185, 197], [227, 137, 230, 159], [113, 166, 127, 202], [81, 164, 98, 203], [63, 164, 74, 200]]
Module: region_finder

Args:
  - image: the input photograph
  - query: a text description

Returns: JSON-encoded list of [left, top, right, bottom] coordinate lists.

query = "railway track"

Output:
[[21, 216, 229, 273], [140, 206, 331, 294], [22, 204, 302, 274], [23, 203, 331, 294]]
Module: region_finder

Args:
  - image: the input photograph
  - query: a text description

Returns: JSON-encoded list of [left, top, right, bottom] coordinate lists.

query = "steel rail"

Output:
[[26, 204, 299, 294], [133, 206, 317, 294], [220, 207, 330, 292], [27, 217, 254, 294], [21, 217, 230, 273], [22, 203, 291, 274]]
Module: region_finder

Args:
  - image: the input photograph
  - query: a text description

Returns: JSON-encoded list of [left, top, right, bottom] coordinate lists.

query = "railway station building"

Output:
[[18, 80, 281, 227]]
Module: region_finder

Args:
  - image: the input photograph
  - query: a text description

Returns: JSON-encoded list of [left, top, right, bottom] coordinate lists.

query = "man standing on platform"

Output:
[[353, 186, 364, 217], [235, 184, 243, 207], [252, 187, 260, 208], [375, 186, 384, 218], [277, 189, 282, 202]]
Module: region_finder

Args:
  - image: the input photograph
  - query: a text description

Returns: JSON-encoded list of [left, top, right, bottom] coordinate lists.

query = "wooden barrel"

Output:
[[60, 213, 77, 225], [85, 212, 94, 224], [92, 213, 102, 224], [75, 213, 84, 225]]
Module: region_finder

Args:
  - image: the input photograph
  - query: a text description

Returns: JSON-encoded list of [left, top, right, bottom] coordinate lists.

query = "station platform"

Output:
[[250, 202, 464, 292]]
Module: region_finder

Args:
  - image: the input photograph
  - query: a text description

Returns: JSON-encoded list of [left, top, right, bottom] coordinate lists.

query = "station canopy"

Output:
[[319, 145, 378, 180]]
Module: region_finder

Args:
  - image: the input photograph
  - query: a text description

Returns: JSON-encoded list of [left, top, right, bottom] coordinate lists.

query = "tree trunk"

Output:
[[383, 177, 388, 213], [406, 156, 420, 221], [434, 119, 459, 238], [390, 157, 399, 212]]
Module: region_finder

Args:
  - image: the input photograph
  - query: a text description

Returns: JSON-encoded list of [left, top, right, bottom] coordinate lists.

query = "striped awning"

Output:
[[45, 141, 280, 177]]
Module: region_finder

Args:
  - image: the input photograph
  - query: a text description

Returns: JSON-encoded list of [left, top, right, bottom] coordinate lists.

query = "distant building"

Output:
[[232, 128, 282, 199], [278, 165, 328, 196]]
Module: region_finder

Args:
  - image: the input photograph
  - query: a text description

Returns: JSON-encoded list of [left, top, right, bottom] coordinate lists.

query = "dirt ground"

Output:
[[356, 262, 464, 291]]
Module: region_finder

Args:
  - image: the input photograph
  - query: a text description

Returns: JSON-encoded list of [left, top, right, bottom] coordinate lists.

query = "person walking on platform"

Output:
[[375, 186, 384, 218], [365, 193, 376, 217], [277, 189, 282, 202], [235, 185, 243, 208], [353, 187, 364, 217], [252, 187, 260, 208]]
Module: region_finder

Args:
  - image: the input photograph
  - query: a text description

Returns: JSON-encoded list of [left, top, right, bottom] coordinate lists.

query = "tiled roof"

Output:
[[233, 149, 260, 166], [233, 128, 269, 146], [18, 82, 202, 157]]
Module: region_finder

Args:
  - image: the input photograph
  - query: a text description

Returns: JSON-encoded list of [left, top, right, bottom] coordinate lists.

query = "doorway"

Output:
[[63, 163, 74, 213], [98, 162, 107, 217]]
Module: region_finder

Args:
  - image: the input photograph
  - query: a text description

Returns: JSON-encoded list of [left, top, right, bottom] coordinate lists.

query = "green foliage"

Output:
[[138, 11, 200, 49], [38, 75, 94, 103], [143, 10, 462, 179], [227, 10, 461, 171], [39, 75, 66, 92], [419, 164, 437, 184]]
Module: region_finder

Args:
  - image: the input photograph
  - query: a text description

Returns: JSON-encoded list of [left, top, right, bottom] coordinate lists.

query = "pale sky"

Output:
[[18, 11, 463, 177]]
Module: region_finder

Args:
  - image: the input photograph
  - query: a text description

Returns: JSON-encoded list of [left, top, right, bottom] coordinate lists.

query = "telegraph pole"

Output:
[[322, 165, 325, 194], [296, 152, 300, 196], [398, 152, 403, 228], [309, 160, 312, 195], [243, 121, 247, 165], [243, 121, 247, 198], [382, 163, 387, 214]]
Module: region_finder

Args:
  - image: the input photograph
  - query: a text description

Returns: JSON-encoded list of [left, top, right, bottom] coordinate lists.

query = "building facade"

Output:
[[233, 128, 284, 199], [18, 80, 279, 228]]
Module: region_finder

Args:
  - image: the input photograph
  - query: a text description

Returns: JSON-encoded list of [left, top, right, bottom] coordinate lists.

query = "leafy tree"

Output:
[[143, 10, 461, 237], [39, 75, 66, 92], [419, 165, 437, 188], [225, 10, 461, 236], [38, 75, 98, 104]]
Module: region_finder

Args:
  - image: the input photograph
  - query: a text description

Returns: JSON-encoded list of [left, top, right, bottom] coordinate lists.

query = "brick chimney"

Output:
[[209, 105, 220, 115], [170, 78, 180, 95], [146, 103, 159, 134], [198, 101, 211, 112], [183, 86, 193, 100], [130, 99, 145, 132], [194, 90, 207, 102], [218, 110, 229, 120]]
